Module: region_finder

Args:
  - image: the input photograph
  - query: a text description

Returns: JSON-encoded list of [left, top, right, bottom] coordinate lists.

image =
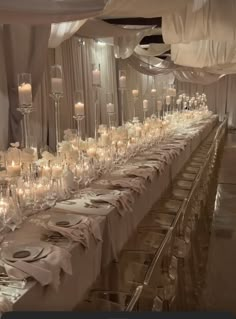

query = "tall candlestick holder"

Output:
[[119, 70, 127, 125], [50, 65, 63, 155], [106, 92, 115, 128], [92, 63, 101, 141], [73, 90, 85, 140], [17, 73, 34, 149], [131, 89, 139, 122]]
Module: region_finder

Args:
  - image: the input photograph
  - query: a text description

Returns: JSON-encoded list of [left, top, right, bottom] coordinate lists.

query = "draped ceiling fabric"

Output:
[[48, 20, 87, 48], [126, 54, 225, 85], [3, 24, 51, 143], [0, 0, 107, 24], [162, 0, 236, 44], [101, 0, 190, 18], [134, 44, 170, 57], [77, 19, 161, 59]]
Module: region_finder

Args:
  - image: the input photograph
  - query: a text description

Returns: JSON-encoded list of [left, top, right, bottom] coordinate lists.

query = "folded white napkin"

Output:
[[0, 296, 13, 313], [3, 245, 72, 290], [46, 216, 102, 248]]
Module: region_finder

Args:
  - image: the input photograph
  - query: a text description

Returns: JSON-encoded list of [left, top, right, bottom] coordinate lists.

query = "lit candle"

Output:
[[34, 183, 45, 197], [176, 99, 181, 105], [87, 147, 96, 157], [194, 100, 198, 106], [117, 140, 124, 148], [106, 103, 115, 114], [0, 198, 9, 216], [132, 89, 139, 97], [157, 100, 162, 111], [42, 166, 51, 178], [92, 69, 101, 86], [119, 76, 126, 88], [166, 96, 171, 105], [100, 133, 109, 146], [179, 94, 183, 100], [18, 83, 32, 106], [143, 99, 149, 110], [7, 161, 21, 177], [52, 165, 63, 178], [75, 165, 83, 177], [151, 88, 157, 96], [74, 102, 85, 116], [51, 78, 63, 94], [135, 126, 142, 138]]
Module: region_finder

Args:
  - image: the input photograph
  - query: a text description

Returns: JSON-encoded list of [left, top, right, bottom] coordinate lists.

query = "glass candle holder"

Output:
[[18, 73, 32, 108], [92, 63, 101, 87], [50, 65, 63, 154], [119, 70, 127, 89], [73, 90, 85, 139], [106, 93, 115, 128], [51, 65, 63, 95]]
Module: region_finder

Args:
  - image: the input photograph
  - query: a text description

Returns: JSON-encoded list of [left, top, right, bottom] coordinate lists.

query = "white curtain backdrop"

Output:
[[34, 36, 118, 151], [176, 75, 236, 127], [0, 0, 107, 23], [48, 20, 87, 48], [0, 26, 9, 150]]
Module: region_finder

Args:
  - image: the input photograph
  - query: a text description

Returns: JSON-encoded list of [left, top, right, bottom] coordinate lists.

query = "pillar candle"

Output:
[[87, 147, 96, 157], [51, 78, 63, 94], [100, 133, 109, 146], [18, 83, 32, 106], [92, 69, 101, 86], [119, 76, 126, 88], [7, 161, 21, 177], [157, 100, 162, 111], [132, 89, 139, 97], [166, 95, 171, 105], [143, 99, 149, 110], [106, 103, 115, 113], [74, 102, 85, 116], [151, 88, 157, 96]]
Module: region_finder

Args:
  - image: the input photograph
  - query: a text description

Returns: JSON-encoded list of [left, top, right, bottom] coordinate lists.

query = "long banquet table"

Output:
[[8, 115, 218, 310]]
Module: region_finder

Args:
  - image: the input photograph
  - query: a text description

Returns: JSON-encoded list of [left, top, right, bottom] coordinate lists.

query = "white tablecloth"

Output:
[[11, 116, 217, 310]]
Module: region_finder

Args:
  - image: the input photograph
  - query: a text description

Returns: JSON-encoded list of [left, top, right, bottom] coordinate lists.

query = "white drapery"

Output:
[[0, 26, 9, 150], [101, 0, 189, 18], [0, 0, 107, 23], [49, 20, 87, 48], [77, 19, 162, 59], [162, 0, 236, 44], [134, 43, 170, 57]]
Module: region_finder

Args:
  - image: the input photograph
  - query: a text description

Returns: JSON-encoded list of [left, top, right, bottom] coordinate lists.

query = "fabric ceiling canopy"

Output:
[[77, 19, 161, 58], [0, 0, 107, 23], [101, 0, 190, 18], [162, 0, 236, 44], [127, 54, 225, 85]]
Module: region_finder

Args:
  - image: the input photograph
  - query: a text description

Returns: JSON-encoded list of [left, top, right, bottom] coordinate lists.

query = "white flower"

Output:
[[10, 142, 20, 148], [42, 151, 55, 161]]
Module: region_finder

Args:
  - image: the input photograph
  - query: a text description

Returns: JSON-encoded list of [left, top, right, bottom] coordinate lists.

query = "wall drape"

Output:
[[3, 24, 50, 144], [176, 75, 236, 127]]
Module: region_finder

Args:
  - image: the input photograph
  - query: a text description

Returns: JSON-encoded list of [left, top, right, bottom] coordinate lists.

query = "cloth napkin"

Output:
[[3, 245, 72, 290], [125, 166, 156, 182], [90, 191, 134, 216], [110, 178, 146, 194], [0, 296, 13, 313], [46, 216, 102, 248]]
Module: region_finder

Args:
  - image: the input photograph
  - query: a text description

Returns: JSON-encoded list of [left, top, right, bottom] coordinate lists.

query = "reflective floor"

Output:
[[200, 132, 236, 312]]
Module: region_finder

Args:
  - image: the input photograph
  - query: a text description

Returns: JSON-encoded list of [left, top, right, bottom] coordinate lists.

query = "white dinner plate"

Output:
[[2, 242, 52, 263], [48, 214, 83, 228]]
